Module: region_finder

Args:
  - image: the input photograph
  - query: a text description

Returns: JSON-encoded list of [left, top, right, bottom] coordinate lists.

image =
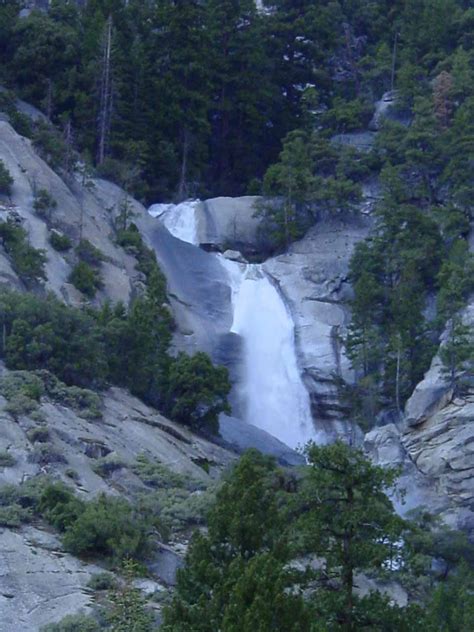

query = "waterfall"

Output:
[[149, 201, 317, 450], [148, 200, 200, 245], [221, 258, 316, 449]]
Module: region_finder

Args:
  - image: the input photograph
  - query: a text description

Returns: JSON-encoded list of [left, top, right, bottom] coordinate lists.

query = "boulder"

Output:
[[218, 415, 305, 466], [404, 359, 453, 428], [368, 91, 411, 131], [223, 249, 248, 264], [198, 196, 270, 256]]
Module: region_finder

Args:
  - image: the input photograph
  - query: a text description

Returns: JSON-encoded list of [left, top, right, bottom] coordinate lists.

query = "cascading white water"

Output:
[[148, 200, 200, 245], [149, 201, 317, 450], [221, 258, 316, 449]]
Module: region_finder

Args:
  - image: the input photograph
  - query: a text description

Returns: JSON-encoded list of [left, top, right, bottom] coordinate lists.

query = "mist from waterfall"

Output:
[[149, 200, 317, 450]]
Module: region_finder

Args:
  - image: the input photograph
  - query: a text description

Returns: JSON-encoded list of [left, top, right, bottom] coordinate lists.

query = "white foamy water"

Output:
[[149, 201, 317, 450], [148, 200, 200, 245], [221, 257, 316, 449]]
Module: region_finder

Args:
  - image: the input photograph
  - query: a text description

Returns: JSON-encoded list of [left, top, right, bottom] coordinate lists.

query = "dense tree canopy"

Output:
[[1, 0, 470, 204]]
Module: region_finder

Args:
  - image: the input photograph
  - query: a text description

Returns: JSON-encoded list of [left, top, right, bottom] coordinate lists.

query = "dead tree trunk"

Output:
[[97, 15, 113, 166]]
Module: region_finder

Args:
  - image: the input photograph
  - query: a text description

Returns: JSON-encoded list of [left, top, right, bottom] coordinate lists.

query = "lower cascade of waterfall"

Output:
[[149, 200, 317, 450], [221, 258, 316, 449]]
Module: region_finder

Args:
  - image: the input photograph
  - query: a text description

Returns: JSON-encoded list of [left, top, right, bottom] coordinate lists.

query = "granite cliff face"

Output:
[[143, 198, 372, 441], [1, 103, 474, 629], [366, 304, 474, 532]]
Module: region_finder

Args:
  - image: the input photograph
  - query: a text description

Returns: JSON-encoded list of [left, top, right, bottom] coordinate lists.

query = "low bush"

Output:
[[0, 451, 16, 467], [92, 455, 126, 478], [133, 454, 203, 492], [49, 231, 72, 252], [69, 261, 102, 298], [141, 487, 215, 533], [28, 443, 68, 466], [0, 504, 31, 527], [0, 370, 102, 420], [27, 426, 50, 444], [0, 480, 43, 526], [0, 372, 44, 419], [75, 239, 105, 267], [38, 482, 85, 531], [40, 614, 102, 632], [0, 371, 44, 401], [33, 188, 57, 220], [133, 455, 214, 533], [40, 373, 103, 420], [87, 572, 117, 591], [116, 226, 142, 251], [0, 159, 13, 196], [65, 468, 79, 481], [0, 221, 47, 284], [4, 394, 39, 419], [62, 494, 150, 562]]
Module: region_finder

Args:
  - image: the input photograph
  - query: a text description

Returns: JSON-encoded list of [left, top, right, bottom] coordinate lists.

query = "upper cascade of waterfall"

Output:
[[148, 200, 200, 245]]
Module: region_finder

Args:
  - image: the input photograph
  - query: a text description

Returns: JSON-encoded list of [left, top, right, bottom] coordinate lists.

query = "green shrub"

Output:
[[65, 468, 79, 481], [9, 109, 32, 138], [63, 494, 150, 562], [0, 481, 38, 526], [0, 477, 46, 510], [140, 487, 215, 533], [57, 385, 102, 419], [4, 394, 39, 419], [133, 455, 214, 533], [75, 239, 105, 267], [92, 455, 126, 478], [0, 371, 44, 419], [38, 482, 84, 531], [40, 614, 102, 632], [0, 371, 44, 401], [33, 188, 57, 220], [0, 292, 108, 388], [28, 443, 68, 466], [0, 451, 16, 467], [50, 230, 72, 252], [133, 455, 203, 492], [116, 227, 142, 251], [69, 261, 102, 298], [0, 159, 13, 196], [164, 352, 231, 433], [0, 504, 31, 527], [0, 221, 47, 284], [34, 371, 103, 419], [27, 426, 50, 443], [32, 121, 68, 171], [87, 572, 117, 591]]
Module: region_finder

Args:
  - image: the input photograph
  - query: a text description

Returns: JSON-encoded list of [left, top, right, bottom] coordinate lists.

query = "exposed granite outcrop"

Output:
[[366, 305, 474, 532], [0, 120, 140, 306], [265, 215, 372, 435], [0, 367, 236, 630]]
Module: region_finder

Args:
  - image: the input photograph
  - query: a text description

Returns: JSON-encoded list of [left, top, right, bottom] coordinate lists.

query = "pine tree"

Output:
[[297, 441, 405, 632]]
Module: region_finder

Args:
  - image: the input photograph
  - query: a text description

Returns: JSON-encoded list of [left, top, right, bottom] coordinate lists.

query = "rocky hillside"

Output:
[[1, 98, 474, 629]]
